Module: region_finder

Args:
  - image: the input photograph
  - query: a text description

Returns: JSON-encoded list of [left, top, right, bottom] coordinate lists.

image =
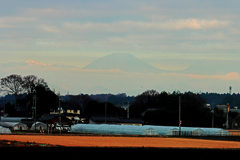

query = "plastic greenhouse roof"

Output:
[[0, 126, 12, 134], [0, 117, 31, 122], [200, 128, 230, 136], [70, 124, 230, 136], [0, 122, 28, 130], [30, 122, 47, 130]]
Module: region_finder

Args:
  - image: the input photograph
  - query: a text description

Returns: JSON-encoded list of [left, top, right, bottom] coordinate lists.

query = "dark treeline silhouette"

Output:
[[130, 90, 211, 127], [1, 74, 240, 128], [89, 93, 135, 106], [201, 92, 240, 107], [0, 74, 58, 117]]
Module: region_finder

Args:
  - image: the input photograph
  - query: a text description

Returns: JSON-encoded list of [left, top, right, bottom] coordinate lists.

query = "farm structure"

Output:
[[0, 126, 11, 134], [0, 122, 28, 131], [70, 124, 230, 136]]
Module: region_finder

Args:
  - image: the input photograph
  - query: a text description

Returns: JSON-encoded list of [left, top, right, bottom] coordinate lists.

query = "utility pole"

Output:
[[34, 94, 37, 131], [33, 92, 37, 132], [226, 103, 229, 129], [179, 95, 181, 136], [105, 99, 107, 124], [104, 94, 108, 124], [127, 102, 130, 119], [211, 109, 214, 128], [32, 95, 35, 119], [58, 92, 62, 134]]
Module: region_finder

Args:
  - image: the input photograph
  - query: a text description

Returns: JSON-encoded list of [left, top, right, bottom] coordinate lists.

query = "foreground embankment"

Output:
[[0, 134, 240, 149], [1, 135, 240, 160]]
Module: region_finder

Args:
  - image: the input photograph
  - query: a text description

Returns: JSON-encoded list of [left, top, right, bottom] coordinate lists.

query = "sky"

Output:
[[0, 0, 240, 95]]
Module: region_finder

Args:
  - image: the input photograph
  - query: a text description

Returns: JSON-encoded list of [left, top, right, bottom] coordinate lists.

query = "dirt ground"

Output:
[[0, 135, 240, 149]]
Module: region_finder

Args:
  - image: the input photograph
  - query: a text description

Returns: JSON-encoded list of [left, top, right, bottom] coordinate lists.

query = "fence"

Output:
[[172, 131, 240, 137], [228, 130, 240, 136], [170, 130, 240, 141]]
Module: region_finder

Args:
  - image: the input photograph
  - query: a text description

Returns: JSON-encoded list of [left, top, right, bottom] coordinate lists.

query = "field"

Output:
[[0, 134, 240, 149]]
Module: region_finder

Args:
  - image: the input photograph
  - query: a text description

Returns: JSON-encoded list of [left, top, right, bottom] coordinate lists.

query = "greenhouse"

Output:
[[31, 122, 47, 131], [200, 128, 230, 136], [0, 126, 12, 134], [70, 124, 230, 136], [180, 127, 206, 136], [70, 124, 178, 136], [0, 122, 28, 131]]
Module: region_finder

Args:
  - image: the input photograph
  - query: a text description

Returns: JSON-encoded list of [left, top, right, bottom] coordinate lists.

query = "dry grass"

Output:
[[0, 135, 240, 149]]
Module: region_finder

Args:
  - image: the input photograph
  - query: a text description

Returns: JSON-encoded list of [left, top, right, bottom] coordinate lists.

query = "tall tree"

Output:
[[22, 75, 48, 94], [34, 85, 58, 116], [0, 74, 24, 107]]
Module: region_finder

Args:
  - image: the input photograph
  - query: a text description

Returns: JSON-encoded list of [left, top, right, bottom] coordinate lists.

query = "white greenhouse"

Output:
[[200, 128, 230, 136], [70, 124, 230, 136], [31, 122, 47, 131], [0, 126, 12, 134], [0, 122, 28, 131]]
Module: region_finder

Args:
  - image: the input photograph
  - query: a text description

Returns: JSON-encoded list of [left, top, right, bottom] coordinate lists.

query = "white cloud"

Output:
[[24, 8, 106, 18], [162, 19, 229, 30], [0, 16, 35, 28], [187, 72, 240, 80], [63, 18, 229, 34], [26, 59, 51, 66], [38, 25, 60, 33], [25, 8, 65, 17]]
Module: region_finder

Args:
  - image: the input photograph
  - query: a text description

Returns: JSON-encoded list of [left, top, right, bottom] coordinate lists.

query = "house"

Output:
[[117, 118, 144, 126], [216, 105, 228, 110], [89, 115, 119, 124], [89, 115, 144, 126], [50, 108, 81, 122], [38, 114, 71, 130]]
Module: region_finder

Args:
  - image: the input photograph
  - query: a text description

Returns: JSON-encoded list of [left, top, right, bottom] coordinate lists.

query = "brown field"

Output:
[[0, 135, 240, 149]]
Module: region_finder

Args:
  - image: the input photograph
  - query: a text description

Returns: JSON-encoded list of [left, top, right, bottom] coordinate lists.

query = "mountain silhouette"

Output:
[[83, 53, 162, 73]]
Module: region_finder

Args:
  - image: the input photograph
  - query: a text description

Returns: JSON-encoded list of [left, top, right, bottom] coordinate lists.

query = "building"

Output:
[[0, 126, 11, 134], [0, 122, 28, 130], [229, 107, 240, 113], [50, 108, 81, 122], [0, 116, 32, 122], [0, 116, 32, 130], [30, 122, 47, 131], [70, 124, 230, 136], [89, 115, 144, 126], [38, 114, 71, 130]]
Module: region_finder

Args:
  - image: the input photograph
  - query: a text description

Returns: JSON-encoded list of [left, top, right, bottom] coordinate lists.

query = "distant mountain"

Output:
[[83, 53, 162, 73]]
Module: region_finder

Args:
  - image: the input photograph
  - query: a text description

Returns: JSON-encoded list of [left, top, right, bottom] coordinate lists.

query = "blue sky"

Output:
[[0, 0, 240, 95]]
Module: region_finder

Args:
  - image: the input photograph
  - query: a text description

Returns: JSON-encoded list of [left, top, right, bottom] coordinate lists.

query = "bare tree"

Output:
[[0, 74, 24, 107], [23, 75, 48, 94]]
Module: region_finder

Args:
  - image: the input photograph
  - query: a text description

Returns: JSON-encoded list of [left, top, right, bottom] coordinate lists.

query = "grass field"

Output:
[[0, 135, 240, 149]]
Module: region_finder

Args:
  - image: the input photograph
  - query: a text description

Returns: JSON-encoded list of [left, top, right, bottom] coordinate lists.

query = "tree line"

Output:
[[130, 90, 212, 127], [0, 74, 58, 116], [0, 74, 48, 104], [1, 74, 239, 128]]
